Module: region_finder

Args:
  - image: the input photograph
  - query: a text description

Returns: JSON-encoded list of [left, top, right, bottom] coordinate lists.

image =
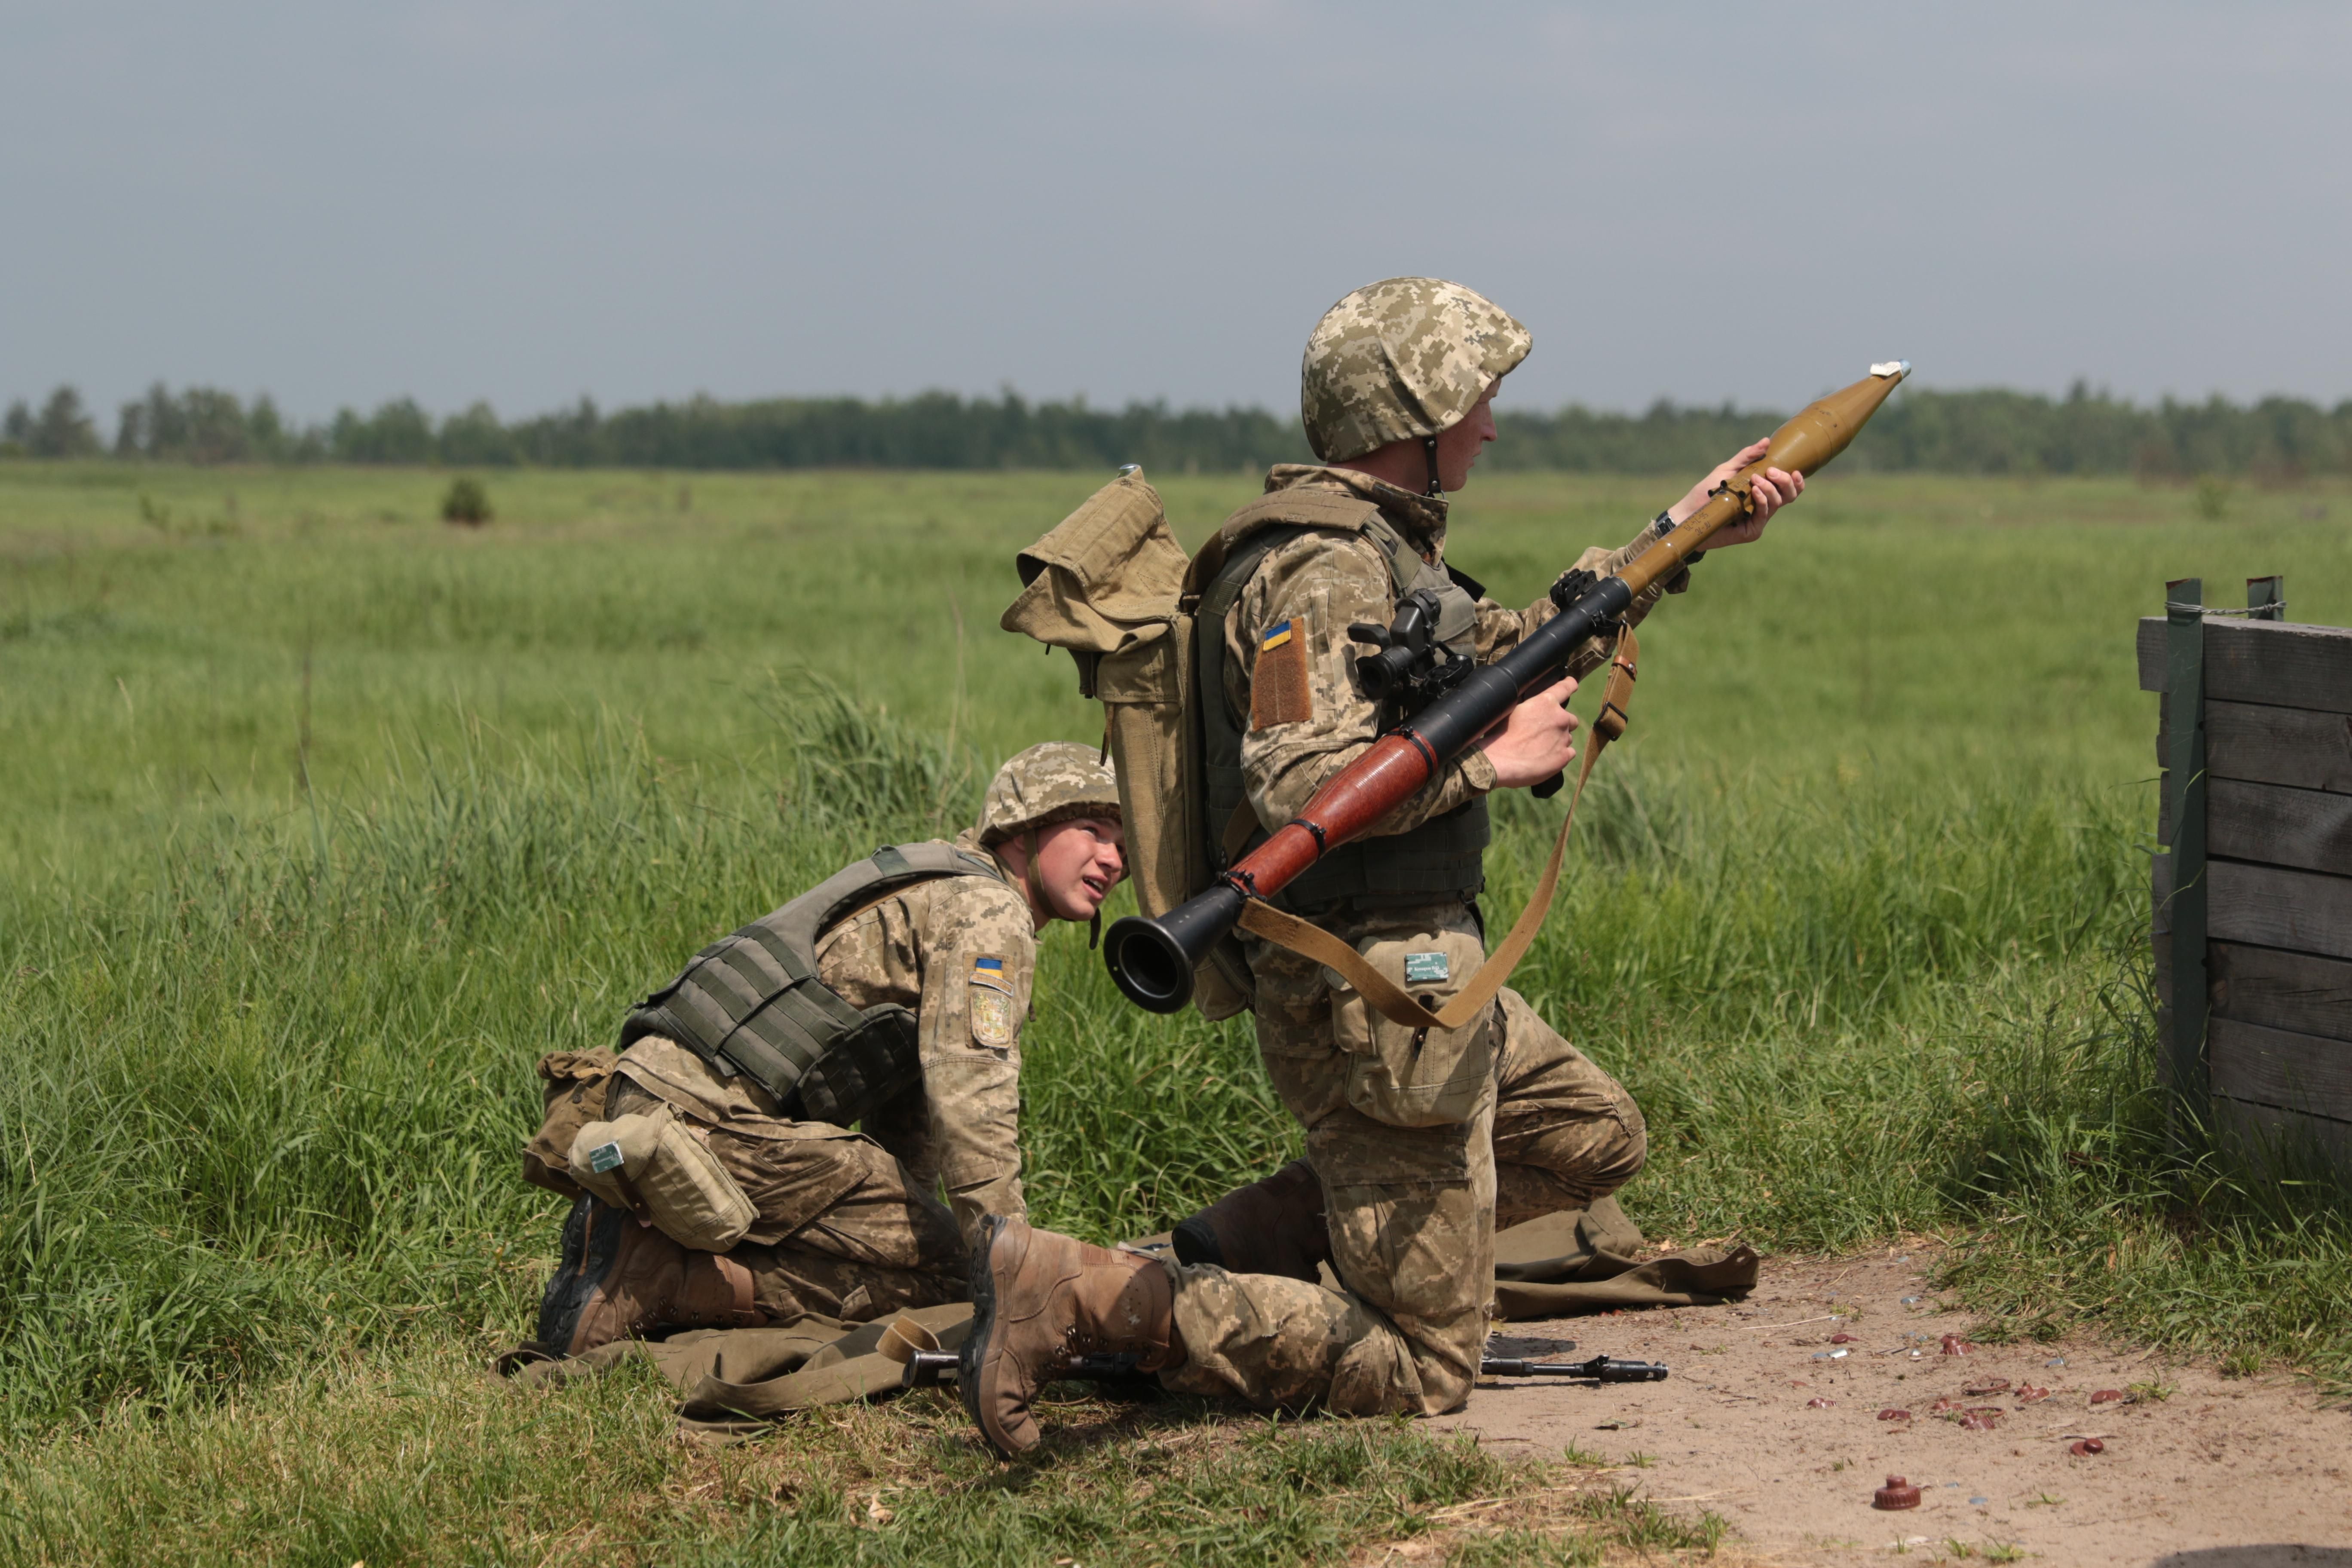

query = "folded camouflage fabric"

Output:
[[1488, 1198, 1759, 1319], [500, 1301, 974, 1438]]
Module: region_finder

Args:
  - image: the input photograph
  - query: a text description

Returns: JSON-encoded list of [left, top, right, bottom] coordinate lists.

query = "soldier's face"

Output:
[[1433, 379, 1501, 492], [1034, 815, 1127, 921]]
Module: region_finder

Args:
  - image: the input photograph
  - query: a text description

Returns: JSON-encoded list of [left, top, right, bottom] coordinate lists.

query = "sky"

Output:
[[3, 1, 2348, 426]]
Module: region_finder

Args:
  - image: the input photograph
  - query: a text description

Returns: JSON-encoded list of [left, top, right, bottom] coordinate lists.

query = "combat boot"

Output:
[[960, 1215, 1182, 1457], [536, 1196, 763, 1356], [1170, 1157, 1330, 1281]]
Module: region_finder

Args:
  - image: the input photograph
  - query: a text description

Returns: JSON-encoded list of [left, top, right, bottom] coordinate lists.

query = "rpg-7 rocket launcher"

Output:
[[1103, 362, 1912, 1014]]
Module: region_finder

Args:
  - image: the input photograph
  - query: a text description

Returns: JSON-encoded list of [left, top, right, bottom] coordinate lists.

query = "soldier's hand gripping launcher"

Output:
[[1103, 362, 1911, 1014]]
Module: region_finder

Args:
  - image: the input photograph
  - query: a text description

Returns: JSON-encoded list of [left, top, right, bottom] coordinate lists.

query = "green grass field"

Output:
[[2, 459, 2348, 1563]]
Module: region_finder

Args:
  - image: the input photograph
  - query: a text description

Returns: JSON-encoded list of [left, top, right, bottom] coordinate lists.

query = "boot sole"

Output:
[[535, 1197, 626, 1353]]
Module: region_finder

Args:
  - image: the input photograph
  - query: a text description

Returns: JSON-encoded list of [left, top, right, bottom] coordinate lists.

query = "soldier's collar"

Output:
[[1264, 464, 1449, 551]]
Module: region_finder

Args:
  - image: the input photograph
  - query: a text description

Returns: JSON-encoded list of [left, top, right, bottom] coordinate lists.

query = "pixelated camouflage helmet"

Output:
[[1300, 278, 1531, 462], [977, 741, 1121, 848]]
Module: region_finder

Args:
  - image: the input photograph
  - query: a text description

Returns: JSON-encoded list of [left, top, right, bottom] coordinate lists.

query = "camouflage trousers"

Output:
[[1162, 900, 1646, 1417], [525, 1050, 967, 1325]]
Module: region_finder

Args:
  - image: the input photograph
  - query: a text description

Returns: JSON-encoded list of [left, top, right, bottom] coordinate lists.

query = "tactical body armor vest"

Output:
[[1198, 488, 1489, 911], [619, 842, 1005, 1127]]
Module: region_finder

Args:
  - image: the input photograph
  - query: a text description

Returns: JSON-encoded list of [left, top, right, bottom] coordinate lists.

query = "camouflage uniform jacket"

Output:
[[613, 828, 1035, 1250], [1222, 464, 1690, 846]]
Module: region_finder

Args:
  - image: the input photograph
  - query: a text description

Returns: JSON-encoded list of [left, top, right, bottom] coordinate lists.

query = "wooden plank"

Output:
[[2214, 1096, 2352, 1184], [2209, 1017, 2352, 1122], [2161, 849, 2352, 958], [2209, 699, 2352, 793], [2212, 941, 2352, 1043], [2138, 616, 2352, 713], [2162, 732, 2352, 843], [2208, 778, 2352, 874], [2207, 859, 2352, 961], [2153, 937, 2352, 1040]]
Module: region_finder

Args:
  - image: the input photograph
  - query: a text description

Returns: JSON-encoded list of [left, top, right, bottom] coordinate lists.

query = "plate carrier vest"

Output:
[[1197, 488, 1490, 910], [618, 842, 1005, 1127]]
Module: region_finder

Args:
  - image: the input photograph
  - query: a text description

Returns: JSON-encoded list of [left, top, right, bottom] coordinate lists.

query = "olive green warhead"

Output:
[[1616, 361, 1912, 600]]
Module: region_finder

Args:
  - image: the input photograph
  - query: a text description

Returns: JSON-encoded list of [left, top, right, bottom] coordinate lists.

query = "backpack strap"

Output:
[[1235, 626, 1641, 1030]]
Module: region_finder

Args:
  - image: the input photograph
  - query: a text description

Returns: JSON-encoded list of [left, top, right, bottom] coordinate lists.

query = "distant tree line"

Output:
[[6, 378, 2352, 478]]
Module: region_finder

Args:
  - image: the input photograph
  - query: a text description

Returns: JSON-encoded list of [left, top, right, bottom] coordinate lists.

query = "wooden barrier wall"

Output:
[[2141, 589, 2352, 1169]]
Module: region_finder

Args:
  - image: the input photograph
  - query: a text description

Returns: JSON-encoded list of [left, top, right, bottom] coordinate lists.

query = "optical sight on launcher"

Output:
[[1348, 588, 1474, 712]]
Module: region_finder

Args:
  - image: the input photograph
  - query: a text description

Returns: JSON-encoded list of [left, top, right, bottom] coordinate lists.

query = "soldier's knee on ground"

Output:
[[1327, 1331, 1429, 1416]]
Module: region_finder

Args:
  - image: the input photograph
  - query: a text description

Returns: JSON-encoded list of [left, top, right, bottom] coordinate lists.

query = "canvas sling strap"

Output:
[[1234, 625, 1638, 1032]]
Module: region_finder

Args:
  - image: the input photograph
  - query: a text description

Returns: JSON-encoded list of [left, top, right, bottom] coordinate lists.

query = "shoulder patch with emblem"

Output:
[[968, 955, 1019, 1048], [1250, 616, 1314, 730]]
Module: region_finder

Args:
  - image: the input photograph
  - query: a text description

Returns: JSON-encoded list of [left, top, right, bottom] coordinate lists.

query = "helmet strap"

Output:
[[1422, 435, 1445, 498], [1021, 829, 1048, 921], [1089, 910, 1102, 949]]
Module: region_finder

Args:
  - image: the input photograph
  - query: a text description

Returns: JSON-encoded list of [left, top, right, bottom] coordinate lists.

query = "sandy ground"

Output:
[[1431, 1250, 2352, 1565]]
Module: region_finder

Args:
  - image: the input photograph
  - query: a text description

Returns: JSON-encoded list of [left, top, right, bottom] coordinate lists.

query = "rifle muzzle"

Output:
[[1103, 882, 1248, 1013]]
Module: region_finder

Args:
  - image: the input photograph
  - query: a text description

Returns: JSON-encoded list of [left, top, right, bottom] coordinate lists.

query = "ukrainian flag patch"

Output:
[[969, 954, 1018, 1047], [1259, 619, 1294, 651]]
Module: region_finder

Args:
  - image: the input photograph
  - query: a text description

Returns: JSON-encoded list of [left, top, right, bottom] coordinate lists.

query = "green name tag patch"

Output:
[[1403, 952, 1450, 985], [587, 1141, 627, 1174]]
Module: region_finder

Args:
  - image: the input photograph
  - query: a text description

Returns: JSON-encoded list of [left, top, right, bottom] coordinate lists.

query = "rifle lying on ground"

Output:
[[1102, 362, 1912, 1021], [900, 1350, 1668, 1390]]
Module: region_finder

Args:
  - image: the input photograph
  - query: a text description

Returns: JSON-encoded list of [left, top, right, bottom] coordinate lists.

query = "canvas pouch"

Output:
[[1329, 927, 1494, 1127], [567, 1104, 757, 1253]]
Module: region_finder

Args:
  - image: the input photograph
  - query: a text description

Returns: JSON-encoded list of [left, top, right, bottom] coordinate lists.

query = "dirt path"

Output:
[[1432, 1250, 2352, 1565]]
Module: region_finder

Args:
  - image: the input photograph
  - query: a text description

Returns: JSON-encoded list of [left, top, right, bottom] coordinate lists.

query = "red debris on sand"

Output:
[[1829, 1332, 1857, 1344], [2016, 1385, 2050, 1403], [1878, 1409, 1912, 1421], [1807, 1397, 1836, 1409], [1941, 1335, 1972, 1355], [1874, 1476, 1923, 1510], [1964, 1379, 2013, 1395], [2091, 1389, 2125, 1403], [1929, 1397, 1961, 1412], [1959, 1408, 2003, 1431], [2071, 1438, 2106, 1456]]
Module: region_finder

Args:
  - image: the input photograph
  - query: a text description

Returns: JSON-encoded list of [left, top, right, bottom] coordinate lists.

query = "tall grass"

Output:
[[5, 465, 2351, 1558], [4, 681, 2340, 1441]]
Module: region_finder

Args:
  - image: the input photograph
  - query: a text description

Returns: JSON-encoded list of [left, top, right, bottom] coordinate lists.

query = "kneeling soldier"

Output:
[[957, 279, 1802, 1454], [523, 742, 1124, 1355]]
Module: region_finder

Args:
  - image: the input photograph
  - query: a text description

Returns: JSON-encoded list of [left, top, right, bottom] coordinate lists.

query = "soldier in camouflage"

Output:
[[959, 279, 1806, 1455], [524, 742, 1124, 1357]]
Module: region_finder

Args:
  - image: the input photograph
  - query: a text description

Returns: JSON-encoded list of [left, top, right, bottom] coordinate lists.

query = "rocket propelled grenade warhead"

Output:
[[1612, 358, 1909, 602], [1103, 363, 1911, 1015]]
